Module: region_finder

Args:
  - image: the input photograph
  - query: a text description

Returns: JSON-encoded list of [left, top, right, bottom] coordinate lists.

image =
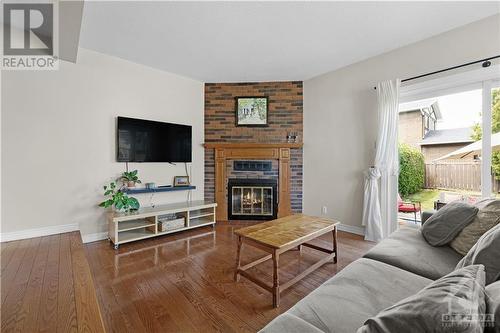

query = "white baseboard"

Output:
[[82, 232, 108, 244], [337, 223, 365, 236], [0, 223, 79, 242]]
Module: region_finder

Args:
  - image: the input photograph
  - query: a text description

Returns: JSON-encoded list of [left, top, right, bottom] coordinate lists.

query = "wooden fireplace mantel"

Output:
[[204, 142, 303, 221], [203, 143, 303, 149]]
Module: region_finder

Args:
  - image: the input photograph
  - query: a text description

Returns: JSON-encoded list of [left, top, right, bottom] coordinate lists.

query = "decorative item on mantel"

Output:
[[120, 169, 141, 188], [286, 132, 299, 143]]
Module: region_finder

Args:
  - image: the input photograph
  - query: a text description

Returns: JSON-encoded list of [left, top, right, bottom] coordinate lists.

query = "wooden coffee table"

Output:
[[234, 214, 339, 308]]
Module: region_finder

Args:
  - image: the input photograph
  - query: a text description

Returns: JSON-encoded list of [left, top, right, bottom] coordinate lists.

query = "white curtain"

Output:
[[362, 79, 401, 242], [362, 167, 382, 242]]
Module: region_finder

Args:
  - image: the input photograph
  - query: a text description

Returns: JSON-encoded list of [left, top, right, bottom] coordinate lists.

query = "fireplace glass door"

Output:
[[232, 186, 273, 216]]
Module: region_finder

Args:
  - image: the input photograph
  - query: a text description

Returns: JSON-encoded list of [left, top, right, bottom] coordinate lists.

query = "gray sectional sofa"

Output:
[[260, 225, 499, 332]]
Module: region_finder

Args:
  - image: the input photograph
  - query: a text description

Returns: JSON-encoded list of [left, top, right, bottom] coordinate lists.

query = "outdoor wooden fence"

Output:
[[425, 161, 500, 193]]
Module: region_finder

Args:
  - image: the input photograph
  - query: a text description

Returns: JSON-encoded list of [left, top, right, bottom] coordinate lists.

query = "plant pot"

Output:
[[127, 181, 136, 188]]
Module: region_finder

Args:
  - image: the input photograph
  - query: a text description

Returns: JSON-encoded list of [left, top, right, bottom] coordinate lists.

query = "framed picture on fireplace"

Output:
[[235, 97, 268, 126]]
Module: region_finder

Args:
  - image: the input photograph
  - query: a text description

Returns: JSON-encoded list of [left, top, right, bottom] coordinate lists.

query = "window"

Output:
[[397, 65, 500, 224]]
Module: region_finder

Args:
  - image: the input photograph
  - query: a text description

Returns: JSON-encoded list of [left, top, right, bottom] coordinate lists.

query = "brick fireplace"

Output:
[[204, 81, 303, 221]]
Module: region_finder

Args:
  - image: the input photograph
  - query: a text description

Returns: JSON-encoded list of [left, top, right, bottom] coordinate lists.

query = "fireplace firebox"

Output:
[[228, 179, 278, 220]]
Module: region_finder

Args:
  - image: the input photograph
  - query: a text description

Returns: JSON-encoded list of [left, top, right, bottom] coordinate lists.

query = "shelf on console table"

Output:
[[124, 185, 196, 194], [117, 219, 156, 232], [189, 216, 215, 228], [108, 200, 217, 249]]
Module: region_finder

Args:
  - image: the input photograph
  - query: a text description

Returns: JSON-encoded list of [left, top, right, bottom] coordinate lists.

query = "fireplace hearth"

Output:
[[228, 178, 278, 220]]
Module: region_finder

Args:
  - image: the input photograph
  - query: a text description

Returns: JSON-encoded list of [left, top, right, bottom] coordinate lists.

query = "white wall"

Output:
[[303, 14, 500, 232], [2, 48, 204, 240]]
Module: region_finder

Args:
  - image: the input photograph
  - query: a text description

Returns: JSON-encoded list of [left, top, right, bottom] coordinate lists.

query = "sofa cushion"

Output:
[[259, 258, 431, 333], [258, 313, 324, 333], [485, 281, 500, 333], [421, 201, 478, 246], [363, 228, 463, 280], [357, 265, 486, 333], [456, 223, 500, 285], [451, 198, 500, 256]]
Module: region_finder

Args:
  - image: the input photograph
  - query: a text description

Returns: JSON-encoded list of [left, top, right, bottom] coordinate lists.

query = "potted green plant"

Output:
[[120, 170, 141, 188], [99, 182, 140, 212]]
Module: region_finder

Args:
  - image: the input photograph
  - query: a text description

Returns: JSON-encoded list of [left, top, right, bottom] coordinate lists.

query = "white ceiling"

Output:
[[79, 1, 500, 82]]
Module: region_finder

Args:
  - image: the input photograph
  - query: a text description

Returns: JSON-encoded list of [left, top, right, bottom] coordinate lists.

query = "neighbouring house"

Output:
[[420, 127, 475, 162], [399, 100, 474, 162], [399, 99, 441, 150]]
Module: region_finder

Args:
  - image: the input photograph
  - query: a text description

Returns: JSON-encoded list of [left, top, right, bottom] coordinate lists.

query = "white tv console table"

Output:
[[108, 200, 217, 249]]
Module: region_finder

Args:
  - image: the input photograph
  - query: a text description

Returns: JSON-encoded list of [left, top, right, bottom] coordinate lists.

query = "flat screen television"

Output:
[[117, 117, 192, 162]]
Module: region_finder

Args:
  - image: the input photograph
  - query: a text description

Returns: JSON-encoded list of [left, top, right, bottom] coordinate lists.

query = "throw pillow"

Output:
[[357, 265, 486, 333], [422, 201, 479, 246], [451, 199, 500, 256], [456, 223, 500, 285], [485, 281, 500, 333]]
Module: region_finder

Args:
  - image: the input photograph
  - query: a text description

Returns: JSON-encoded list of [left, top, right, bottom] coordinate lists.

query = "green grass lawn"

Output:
[[403, 189, 490, 212], [404, 189, 440, 211]]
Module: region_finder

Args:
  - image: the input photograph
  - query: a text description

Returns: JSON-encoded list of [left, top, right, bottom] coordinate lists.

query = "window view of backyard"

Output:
[[398, 87, 500, 223]]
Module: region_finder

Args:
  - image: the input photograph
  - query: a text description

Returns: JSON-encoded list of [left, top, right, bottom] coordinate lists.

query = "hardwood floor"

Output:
[[85, 222, 374, 333], [1, 232, 105, 333], [1, 223, 373, 333]]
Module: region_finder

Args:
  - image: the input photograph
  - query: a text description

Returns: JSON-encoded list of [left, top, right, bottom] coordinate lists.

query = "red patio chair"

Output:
[[398, 194, 421, 223]]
